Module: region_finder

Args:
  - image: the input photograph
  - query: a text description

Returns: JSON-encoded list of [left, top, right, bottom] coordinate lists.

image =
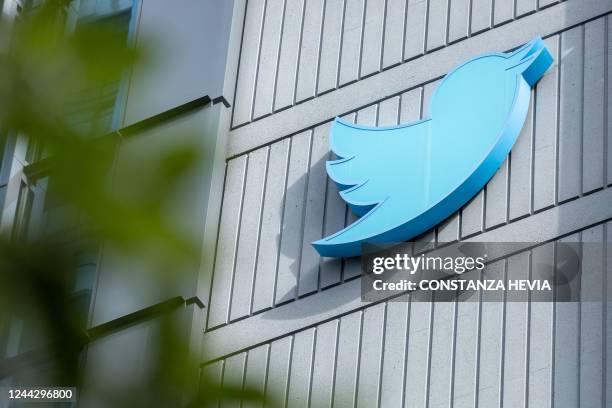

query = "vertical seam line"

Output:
[[314, 0, 327, 98], [230, 0, 250, 128], [205, 162, 230, 331], [271, 0, 288, 113], [250, 0, 268, 122], [295, 131, 315, 298], [248, 146, 271, 315], [292, 0, 309, 105], [272, 139, 292, 307], [227, 156, 250, 324]]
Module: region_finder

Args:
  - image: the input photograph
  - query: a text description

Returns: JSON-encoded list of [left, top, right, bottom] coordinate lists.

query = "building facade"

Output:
[[199, 0, 612, 407], [1, 0, 611, 407]]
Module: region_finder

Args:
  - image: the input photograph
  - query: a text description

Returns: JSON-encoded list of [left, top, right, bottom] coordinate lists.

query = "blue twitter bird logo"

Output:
[[312, 37, 553, 258]]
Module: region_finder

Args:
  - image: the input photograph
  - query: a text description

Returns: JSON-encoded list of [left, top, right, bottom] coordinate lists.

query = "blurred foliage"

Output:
[[0, 1, 267, 406], [0, 0, 194, 258]]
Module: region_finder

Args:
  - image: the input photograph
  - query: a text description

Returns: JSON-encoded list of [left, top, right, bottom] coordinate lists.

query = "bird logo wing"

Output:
[[313, 117, 431, 257], [313, 37, 553, 258]]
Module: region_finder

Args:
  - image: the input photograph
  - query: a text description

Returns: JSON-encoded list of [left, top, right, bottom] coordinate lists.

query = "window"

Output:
[[12, 181, 34, 240], [66, 7, 133, 135]]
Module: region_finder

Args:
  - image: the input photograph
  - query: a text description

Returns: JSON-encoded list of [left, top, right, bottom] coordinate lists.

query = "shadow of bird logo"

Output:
[[313, 37, 554, 258]]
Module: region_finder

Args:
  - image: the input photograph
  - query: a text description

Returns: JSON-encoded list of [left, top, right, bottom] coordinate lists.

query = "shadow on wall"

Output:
[[268, 148, 448, 320], [264, 7, 607, 321], [274, 151, 349, 305]]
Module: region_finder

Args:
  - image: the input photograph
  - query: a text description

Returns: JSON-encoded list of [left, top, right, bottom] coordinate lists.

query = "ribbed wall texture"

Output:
[[204, 1, 611, 406], [204, 223, 610, 408], [230, 0, 567, 127]]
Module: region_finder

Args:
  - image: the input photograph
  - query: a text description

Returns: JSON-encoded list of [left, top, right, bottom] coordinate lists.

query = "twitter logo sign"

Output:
[[312, 37, 553, 258]]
